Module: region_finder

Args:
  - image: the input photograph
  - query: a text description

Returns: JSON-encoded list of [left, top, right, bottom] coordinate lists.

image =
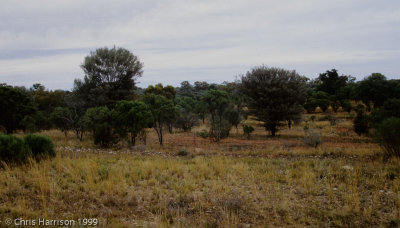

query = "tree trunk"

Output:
[[154, 123, 163, 145], [131, 133, 137, 146]]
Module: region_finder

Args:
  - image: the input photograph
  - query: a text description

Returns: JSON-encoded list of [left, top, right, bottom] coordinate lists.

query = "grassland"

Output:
[[1, 113, 399, 227]]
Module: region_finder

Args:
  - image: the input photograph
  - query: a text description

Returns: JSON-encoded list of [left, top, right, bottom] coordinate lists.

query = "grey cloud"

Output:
[[0, 0, 399, 90]]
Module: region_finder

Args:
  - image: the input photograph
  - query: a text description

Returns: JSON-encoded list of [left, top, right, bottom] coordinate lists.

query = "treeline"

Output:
[[1, 47, 399, 155]]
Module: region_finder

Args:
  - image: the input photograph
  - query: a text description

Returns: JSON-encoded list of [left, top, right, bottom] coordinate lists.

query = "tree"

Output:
[[174, 96, 199, 132], [316, 69, 353, 95], [144, 93, 177, 145], [303, 91, 330, 113], [73, 46, 143, 108], [113, 100, 152, 145], [356, 73, 400, 110], [82, 106, 115, 147], [201, 89, 232, 142], [144, 83, 176, 101], [241, 66, 307, 136], [50, 107, 73, 137], [0, 84, 36, 134]]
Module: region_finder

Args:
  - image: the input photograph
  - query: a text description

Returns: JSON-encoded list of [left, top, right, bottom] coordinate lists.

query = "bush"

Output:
[[302, 129, 322, 148], [354, 109, 369, 136], [242, 124, 254, 139], [178, 148, 188, 156], [23, 134, 55, 159], [0, 134, 31, 164], [375, 117, 400, 158], [197, 129, 210, 139]]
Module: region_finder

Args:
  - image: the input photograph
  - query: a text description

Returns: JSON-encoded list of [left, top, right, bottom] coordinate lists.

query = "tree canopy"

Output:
[[241, 66, 307, 136], [73, 46, 143, 108]]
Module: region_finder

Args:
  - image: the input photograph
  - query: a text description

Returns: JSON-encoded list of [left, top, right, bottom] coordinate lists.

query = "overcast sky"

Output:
[[1, 0, 399, 90]]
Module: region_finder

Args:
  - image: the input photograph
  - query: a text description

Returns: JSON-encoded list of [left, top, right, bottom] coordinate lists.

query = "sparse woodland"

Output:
[[1, 47, 400, 227]]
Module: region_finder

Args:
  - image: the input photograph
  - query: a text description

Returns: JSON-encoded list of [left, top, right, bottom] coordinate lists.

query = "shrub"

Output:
[[0, 134, 31, 164], [302, 129, 322, 148], [197, 129, 210, 139], [375, 117, 400, 158], [242, 124, 254, 139], [23, 134, 55, 159], [354, 109, 369, 136], [178, 148, 188, 156]]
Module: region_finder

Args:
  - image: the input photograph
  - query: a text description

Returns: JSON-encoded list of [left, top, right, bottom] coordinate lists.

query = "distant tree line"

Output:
[[1, 46, 399, 156]]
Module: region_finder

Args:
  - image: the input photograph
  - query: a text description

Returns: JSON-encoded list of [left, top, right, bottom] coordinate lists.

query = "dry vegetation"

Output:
[[1, 113, 400, 227]]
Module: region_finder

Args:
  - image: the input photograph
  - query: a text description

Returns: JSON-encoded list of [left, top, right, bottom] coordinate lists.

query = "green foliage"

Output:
[[83, 106, 115, 147], [201, 89, 231, 142], [178, 148, 188, 156], [144, 92, 177, 145], [241, 66, 307, 136], [73, 46, 143, 108], [31, 84, 67, 113], [0, 134, 31, 164], [23, 134, 55, 159], [50, 107, 73, 136], [197, 129, 210, 139], [375, 118, 400, 158], [0, 84, 36, 134], [316, 69, 353, 95], [356, 73, 400, 110], [303, 91, 330, 113], [353, 107, 369, 136], [226, 108, 241, 129], [340, 99, 352, 113], [242, 124, 254, 139], [114, 100, 152, 145], [145, 83, 176, 100], [174, 96, 199, 132]]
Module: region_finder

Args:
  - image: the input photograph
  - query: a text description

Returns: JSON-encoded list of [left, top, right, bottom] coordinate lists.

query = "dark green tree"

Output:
[[113, 100, 152, 145], [303, 91, 330, 113], [82, 106, 115, 147], [144, 93, 177, 145], [0, 84, 36, 134], [201, 89, 232, 142], [356, 73, 400, 110], [241, 66, 307, 136], [50, 107, 73, 137], [73, 46, 143, 109], [174, 96, 199, 132]]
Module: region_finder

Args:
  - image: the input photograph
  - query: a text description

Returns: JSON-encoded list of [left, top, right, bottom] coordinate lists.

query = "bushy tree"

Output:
[[174, 96, 199, 132], [241, 66, 307, 136], [303, 91, 330, 113], [201, 89, 232, 142], [375, 117, 400, 158], [73, 46, 143, 109], [242, 124, 254, 139], [50, 107, 73, 137], [83, 106, 115, 147], [353, 105, 369, 136], [356, 73, 400, 110], [144, 93, 177, 145], [0, 84, 36, 134], [113, 100, 152, 145], [316, 69, 353, 96]]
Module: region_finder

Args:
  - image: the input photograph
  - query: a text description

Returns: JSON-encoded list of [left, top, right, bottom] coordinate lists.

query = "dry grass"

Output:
[[1, 113, 399, 227]]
